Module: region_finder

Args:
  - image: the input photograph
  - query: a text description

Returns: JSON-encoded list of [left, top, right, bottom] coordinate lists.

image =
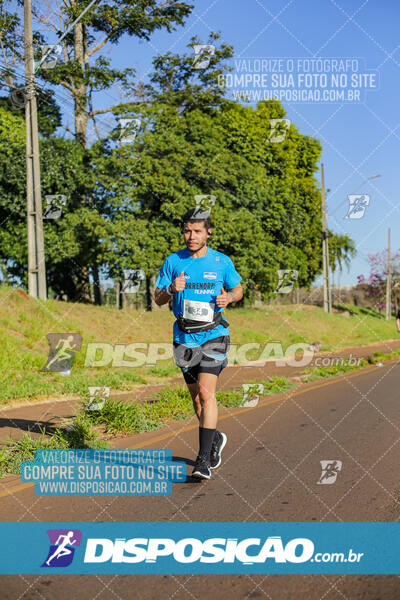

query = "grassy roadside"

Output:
[[0, 376, 295, 477], [2, 347, 400, 478], [1, 284, 399, 403], [0, 416, 109, 478]]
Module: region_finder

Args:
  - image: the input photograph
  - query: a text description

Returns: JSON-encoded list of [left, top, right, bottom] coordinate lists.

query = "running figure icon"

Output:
[[41, 333, 82, 372], [45, 336, 77, 370], [45, 531, 77, 566]]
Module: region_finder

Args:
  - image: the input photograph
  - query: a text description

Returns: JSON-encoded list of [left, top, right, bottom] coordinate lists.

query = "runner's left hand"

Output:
[[216, 287, 231, 307]]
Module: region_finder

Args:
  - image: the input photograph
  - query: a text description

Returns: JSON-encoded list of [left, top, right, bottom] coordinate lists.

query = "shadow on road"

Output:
[[0, 418, 61, 436]]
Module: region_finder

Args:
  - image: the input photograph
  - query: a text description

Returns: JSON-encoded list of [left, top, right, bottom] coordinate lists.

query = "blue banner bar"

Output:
[[1, 522, 400, 574]]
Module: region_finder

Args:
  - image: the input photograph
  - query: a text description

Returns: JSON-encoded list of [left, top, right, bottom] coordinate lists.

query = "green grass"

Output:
[[84, 388, 195, 435], [335, 304, 386, 319], [4, 346, 400, 479], [1, 284, 399, 403], [367, 348, 400, 364], [260, 376, 298, 394], [298, 341, 400, 382], [2, 286, 399, 477], [147, 364, 181, 378], [82, 376, 298, 433], [0, 418, 109, 478], [303, 360, 369, 380], [4, 369, 147, 402], [0, 375, 299, 476]]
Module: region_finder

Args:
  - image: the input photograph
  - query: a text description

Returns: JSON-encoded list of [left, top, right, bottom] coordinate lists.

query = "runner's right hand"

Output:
[[171, 270, 186, 293]]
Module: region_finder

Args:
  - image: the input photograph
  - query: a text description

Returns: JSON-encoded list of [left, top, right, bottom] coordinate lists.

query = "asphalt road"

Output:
[[1, 361, 400, 599]]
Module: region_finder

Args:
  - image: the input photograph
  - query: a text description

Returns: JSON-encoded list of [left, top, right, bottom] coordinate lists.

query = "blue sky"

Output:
[[28, 0, 400, 286]]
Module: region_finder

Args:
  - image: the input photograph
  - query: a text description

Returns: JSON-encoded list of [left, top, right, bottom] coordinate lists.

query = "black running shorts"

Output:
[[173, 335, 230, 384]]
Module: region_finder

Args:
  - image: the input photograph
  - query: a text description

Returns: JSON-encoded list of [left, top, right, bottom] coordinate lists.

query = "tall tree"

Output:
[[0, 103, 108, 297], [329, 233, 356, 303], [91, 34, 334, 302], [0, 0, 194, 301], [0, 0, 23, 88], [33, 0, 194, 146], [89, 39, 359, 304]]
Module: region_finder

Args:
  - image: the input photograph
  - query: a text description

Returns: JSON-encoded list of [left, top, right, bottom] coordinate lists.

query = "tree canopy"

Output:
[[0, 3, 356, 304], [93, 97, 326, 300]]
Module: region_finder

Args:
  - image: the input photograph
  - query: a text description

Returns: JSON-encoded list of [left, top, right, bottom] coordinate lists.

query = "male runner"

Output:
[[154, 208, 243, 479]]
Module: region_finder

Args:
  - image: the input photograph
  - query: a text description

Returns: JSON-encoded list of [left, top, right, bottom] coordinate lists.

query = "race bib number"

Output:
[[183, 299, 214, 322]]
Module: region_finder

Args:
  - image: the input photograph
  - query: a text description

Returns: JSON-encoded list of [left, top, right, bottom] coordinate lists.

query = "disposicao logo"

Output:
[[42, 529, 82, 567], [203, 272, 217, 279], [83, 536, 314, 564]]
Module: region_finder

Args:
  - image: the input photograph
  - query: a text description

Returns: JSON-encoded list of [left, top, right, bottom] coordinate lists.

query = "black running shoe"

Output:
[[210, 431, 227, 469], [192, 455, 211, 479]]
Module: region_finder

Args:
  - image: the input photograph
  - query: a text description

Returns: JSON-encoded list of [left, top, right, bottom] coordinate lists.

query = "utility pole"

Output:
[[25, 0, 46, 300], [115, 281, 120, 309], [386, 228, 391, 320], [321, 164, 331, 313]]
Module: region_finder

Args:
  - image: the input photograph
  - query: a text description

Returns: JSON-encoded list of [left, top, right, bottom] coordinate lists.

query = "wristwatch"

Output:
[[165, 284, 173, 296]]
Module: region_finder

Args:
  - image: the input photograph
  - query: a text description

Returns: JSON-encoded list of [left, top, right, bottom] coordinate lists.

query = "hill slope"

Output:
[[0, 285, 397, 403]]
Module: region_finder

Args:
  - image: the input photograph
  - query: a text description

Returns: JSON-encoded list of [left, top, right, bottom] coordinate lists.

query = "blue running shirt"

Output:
[[155, 246, 242, 347]]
